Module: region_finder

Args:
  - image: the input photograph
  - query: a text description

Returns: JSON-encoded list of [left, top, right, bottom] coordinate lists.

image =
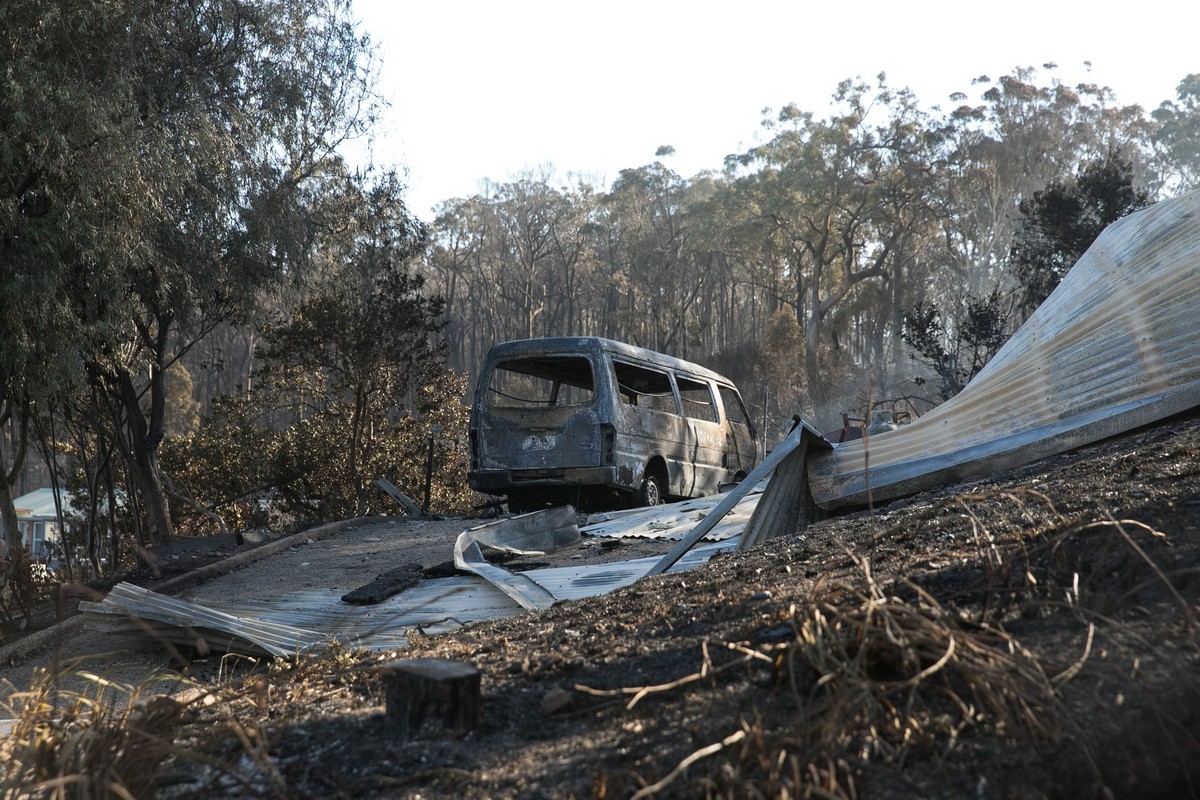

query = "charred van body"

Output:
[[468, 337, 759, 513]]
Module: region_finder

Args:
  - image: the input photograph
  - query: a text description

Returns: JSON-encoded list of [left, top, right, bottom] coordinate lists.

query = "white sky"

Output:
[[351, 0, 1199, 219]]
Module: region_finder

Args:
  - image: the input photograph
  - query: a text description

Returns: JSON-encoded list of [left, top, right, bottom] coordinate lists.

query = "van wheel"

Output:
[[639, 474, 663, 507]]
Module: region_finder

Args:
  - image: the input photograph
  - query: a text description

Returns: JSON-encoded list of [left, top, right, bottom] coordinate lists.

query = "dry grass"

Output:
[[0, 642, 385, 799], [582, 554, 1069, 798], [1, 658, 198, 799], [567, 492, 1199, 799]]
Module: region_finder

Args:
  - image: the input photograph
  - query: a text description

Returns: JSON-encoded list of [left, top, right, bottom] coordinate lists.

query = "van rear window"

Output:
[[486, 356, 595, 408]]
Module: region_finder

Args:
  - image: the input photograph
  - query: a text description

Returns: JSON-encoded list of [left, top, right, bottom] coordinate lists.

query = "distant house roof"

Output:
[[13, 488, 78, 521]]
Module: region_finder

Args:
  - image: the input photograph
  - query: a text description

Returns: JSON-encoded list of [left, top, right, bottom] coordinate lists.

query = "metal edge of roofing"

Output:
[[646, 419, 830, 576], [811, 384, 1200, 509]]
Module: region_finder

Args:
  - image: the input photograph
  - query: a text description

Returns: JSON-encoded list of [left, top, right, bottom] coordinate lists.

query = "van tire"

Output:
[[507, 494, 531, 514], [639, 474, 663, 507]]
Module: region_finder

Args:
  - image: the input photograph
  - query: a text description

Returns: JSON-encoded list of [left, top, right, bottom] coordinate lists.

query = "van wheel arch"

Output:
[[639, 458, 669, 507]]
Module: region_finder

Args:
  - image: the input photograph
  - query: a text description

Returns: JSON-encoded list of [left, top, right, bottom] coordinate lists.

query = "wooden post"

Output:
[[382, 658, 481, 740]]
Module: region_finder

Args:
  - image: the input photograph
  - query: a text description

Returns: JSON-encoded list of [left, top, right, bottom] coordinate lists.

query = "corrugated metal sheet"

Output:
[[454, 506, 580, 610], [580, 487, 763, 541], [81, 531, 733, 656], [808, 190, 1200, 508]]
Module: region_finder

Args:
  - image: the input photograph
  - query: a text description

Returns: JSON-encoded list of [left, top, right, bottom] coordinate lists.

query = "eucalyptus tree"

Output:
[[684, 173, 776, 359], [903, 288, 1012, 401], [427, 196, 494, 374], [249, 170, 456, 520], [482, 178, 559, 342], [933, 66, 1152, 299], [1151, 73, 1200, 195], [1010, 151, 1151, 315], [2, 0, 382, 545], [427, 175, 602, 378], [899, 69, 1157, 406], [599, 159, 715, 355], [486, 176, 601, 344], [731, 78, 941, 407], [2, 0, 152, 552]]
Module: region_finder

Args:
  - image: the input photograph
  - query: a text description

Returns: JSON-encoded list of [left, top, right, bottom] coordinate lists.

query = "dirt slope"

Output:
[[7, 411, 1200, 798]]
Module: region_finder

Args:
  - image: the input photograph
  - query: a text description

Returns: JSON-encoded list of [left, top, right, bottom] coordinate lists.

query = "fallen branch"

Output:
[[630, 727, 748, 800], [575, 641, 747, 710]]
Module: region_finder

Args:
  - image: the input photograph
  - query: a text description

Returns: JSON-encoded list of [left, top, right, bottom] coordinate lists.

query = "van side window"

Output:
[[719, 385, 754, 434], [612, 360, 677, 413], [676, 377, 719, 423], [487, 356, 595, 408]]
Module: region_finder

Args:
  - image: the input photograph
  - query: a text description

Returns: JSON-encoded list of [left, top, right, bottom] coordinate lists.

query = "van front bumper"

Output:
[[469, 466, 622, 493]]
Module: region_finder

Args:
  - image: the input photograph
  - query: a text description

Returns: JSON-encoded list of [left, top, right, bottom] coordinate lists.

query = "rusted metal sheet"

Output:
[[808, 191, 1200, 509]]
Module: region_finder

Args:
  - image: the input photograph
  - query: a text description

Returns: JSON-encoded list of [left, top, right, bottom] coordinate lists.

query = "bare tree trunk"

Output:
[[116, 372, 173, 545], [0, 475, 21, 556], [0, 404, 31, 554]]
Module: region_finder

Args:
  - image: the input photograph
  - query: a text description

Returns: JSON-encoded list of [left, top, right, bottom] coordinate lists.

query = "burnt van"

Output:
[[468, 337, 759, 512]]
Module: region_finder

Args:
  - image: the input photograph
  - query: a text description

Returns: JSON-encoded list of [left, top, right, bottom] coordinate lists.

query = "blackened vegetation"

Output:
[[903, 288, 1012, 401], [1011, 152, 1153, 314]]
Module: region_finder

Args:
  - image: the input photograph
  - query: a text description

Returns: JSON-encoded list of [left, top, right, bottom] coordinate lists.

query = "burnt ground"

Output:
[[6, 411, 1200, 798]]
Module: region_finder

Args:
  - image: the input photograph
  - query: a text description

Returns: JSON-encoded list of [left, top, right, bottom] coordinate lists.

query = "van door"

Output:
[[675, 376, 727, 495], [717, 384, 759, 477], [610, 359, 687, 497], [474, 355, 601, 473]]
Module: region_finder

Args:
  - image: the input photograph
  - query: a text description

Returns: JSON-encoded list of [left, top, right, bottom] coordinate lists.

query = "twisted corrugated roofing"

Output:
[[809, 190, 1200, 508]]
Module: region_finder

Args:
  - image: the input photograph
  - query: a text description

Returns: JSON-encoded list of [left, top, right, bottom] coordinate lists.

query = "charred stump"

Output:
[[382, 658, 481, 740]]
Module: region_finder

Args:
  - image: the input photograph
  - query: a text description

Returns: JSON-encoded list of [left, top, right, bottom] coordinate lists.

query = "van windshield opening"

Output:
[[486, 356, 596, 409]]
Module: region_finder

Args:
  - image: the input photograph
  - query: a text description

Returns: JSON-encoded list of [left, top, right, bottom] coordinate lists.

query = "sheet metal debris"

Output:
[[580, 486, 764, 541], [648, 419, 829, 575], [807, 190, 1200, 510], [82, 535, 732, 656], [453, 506, 581, 611], [80, 582, 408, 658]]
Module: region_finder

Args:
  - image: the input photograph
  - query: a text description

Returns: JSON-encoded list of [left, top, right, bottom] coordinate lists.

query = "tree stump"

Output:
[[382, 658, 481, 740]]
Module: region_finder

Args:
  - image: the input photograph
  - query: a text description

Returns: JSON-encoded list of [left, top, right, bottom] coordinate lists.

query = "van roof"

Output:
[[483, 336, 736, 386]]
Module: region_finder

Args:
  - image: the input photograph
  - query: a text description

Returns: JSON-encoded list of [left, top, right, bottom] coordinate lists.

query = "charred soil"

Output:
[[8, 412, 1200, 799]]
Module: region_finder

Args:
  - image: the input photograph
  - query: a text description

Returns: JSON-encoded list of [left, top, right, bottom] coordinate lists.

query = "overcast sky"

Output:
[[351, 0, 1199, 218]]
